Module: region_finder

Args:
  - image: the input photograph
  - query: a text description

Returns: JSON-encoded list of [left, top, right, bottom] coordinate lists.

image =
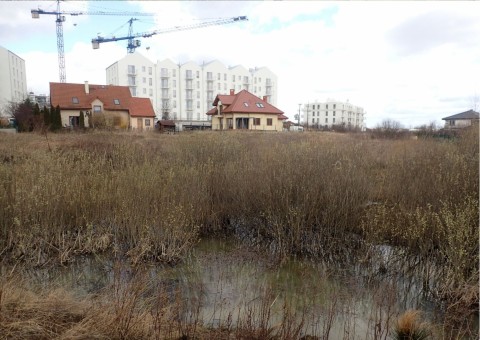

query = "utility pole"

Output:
[[298, 103, 301, 126]]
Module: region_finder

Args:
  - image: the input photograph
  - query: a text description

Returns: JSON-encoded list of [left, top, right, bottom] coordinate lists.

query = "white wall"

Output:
[[106, 52, 279, 126], [302, 99, 366, 131], [0, 46, 27, 111]]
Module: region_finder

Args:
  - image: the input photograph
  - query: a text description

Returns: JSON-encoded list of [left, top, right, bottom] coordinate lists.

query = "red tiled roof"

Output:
[[50, 82, 155, 118], [208, 90, 283, 115], [278, 114, 288, 120], [129, 97, 155, 117], [50, 82, 132, 111]]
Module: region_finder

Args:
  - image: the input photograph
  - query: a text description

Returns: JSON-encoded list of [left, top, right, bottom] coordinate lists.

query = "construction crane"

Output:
[[92, 16, 248, 53], [31, 0, 153, 83]]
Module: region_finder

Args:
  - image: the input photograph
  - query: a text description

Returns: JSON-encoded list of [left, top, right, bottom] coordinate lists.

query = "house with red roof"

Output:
[[206, 89, 287, 131], [49, 81, 155, 130]]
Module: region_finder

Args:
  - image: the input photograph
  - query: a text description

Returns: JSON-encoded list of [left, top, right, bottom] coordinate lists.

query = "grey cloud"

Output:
[[387, 10, 479, 57]]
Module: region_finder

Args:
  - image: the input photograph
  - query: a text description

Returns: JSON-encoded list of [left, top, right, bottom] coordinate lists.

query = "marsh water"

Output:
[[9, 238, 476, 339]]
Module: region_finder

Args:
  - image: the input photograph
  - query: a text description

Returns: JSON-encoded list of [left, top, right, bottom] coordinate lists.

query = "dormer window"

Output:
[[72, 97, 79, 104], [113, 99, 120, 105], [93, 105, 102, 113]]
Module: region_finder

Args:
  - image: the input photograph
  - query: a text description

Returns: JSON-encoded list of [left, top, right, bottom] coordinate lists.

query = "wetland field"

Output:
[[0, 129, 478, 339]]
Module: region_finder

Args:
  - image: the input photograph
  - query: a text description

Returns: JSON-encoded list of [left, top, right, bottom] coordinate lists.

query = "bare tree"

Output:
[[161, 99, 171, 120]]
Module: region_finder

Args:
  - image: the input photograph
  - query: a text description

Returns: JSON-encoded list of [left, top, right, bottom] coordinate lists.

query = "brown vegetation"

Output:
[[0, 127, 478, 338]]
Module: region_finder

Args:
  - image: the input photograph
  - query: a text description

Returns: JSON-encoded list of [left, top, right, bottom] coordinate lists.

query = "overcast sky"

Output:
[[1, 0, 479, 128]]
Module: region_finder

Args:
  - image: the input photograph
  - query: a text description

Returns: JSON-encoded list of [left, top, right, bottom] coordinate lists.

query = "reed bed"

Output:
[[0, 128, 478, 337]]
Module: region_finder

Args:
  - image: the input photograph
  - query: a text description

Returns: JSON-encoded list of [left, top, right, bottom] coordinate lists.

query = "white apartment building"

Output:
[[302, 99, 366, 131], [0, 46, 27, 111], [106, 52, 278, 129]]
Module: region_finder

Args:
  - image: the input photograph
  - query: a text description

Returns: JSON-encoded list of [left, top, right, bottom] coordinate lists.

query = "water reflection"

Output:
[[7, 238, 475, 338]]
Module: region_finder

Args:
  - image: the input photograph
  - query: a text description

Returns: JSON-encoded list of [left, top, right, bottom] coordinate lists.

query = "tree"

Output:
[[43, 105, 51, 128], [161, 99, 171, 120], [50, 105, 62, 131], [79, 111, 85, 129], [12, 98, 34, 132]]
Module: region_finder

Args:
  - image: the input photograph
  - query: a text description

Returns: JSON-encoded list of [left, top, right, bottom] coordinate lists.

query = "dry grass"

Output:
[[392, 310, 430, 340], [0, 128, 478, 337]]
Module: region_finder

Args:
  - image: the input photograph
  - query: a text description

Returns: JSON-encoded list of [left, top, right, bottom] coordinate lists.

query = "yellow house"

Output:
[[49, 81, 155, 130], [207, 89, 287, 131]]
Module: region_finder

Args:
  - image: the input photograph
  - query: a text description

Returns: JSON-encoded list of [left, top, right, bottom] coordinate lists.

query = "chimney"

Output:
[[230, 89, 234, 95], [263, 95, 268, 103], [84, 81, 89, 94]]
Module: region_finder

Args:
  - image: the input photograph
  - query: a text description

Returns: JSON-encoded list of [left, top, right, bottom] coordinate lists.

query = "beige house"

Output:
[[442, 109, 479, 129], [50, 81, 155, 130], [207, 89, 287, 131]]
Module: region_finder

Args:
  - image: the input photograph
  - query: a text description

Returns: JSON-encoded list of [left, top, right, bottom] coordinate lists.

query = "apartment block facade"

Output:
[[0, 46, 27, 110], [302, 99, 366, 131], [106, 52, 278, 129]]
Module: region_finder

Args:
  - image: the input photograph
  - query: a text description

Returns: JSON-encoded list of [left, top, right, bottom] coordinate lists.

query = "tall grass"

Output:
[[0, 128, 478, 333]]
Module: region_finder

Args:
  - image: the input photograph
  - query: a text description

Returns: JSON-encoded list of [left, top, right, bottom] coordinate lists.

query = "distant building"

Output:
[[50, 81, 155, 130], [207, 89, 286, 131], [0, 46, 27, 108], [442, 109, 479, 129], [28, 92, 50, 109], [105, 52, 278, 131], [302, 99, 366, 131]]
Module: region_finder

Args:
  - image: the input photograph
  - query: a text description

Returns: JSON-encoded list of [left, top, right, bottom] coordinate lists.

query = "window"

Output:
[[197, 101, 200, 108], [142, 66, 146, 72], [326, 104, 328, 109], [197, 91, 200, 99], [333, 118, 336, 123], [186, 70, 193, 79], [143, 88, 146, 94], [207, 72, 213, 80], [232, 75, 235, 82], [148, 67, 152, 75], [143, 77, 146, 84], [253, 118, 260, 126], [173, 79, 176, 87], [217, 73, 220, 80], [113, 99, 120, 105], [172, 69, 176, 77], [131, 87, 136, 96], [145, 119, 151, 126], [93, 105, 102, 113], [149, 89, 153, 97], [173, 100, 176, 108], [224, 73, 227, 81], [128, 65, 135, 74], [218, 83, 221, 90], [325, 118, 328, 123], [255, 103, 265, 108], [72, 97, 79, 104], [333, 104, 336, 109], [333, 111, 336, 116], [326, 111, 328, 116], [173, 90, 176, 98], [149, 78, 152, 86], [243, 102, 249, 107], [267, 118, 272, 126]]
